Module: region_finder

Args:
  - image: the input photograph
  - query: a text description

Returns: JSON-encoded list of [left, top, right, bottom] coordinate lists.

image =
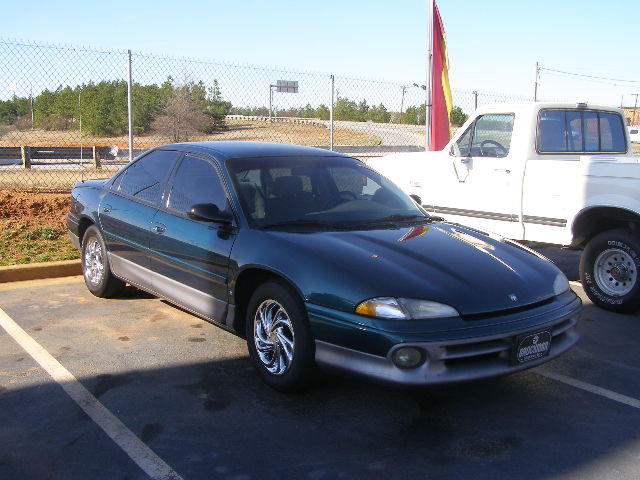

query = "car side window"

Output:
[[167, 155, 228, 214], [116, 150, 180, 203], [469, 114, 514, 158]]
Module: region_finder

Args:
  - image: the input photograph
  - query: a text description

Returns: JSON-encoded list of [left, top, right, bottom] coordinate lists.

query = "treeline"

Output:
[[0, 78, 232, 139], [231, 98, 390, 123], [1, 85, 469, 138], [231, 98, 468, 126]]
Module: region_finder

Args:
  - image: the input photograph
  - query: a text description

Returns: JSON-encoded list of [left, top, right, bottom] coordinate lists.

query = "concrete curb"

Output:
[[0, 260, 81, 283]]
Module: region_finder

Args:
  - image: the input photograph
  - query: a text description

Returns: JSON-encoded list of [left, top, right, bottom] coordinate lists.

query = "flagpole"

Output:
[[425, 0, 434, 151]]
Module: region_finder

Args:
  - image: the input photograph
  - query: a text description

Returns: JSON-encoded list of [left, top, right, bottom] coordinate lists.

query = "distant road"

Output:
[[329, 120, 425, 147]]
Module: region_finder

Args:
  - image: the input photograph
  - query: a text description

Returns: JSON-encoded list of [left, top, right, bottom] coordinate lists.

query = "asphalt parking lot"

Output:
[[0, 246, 639, 480]]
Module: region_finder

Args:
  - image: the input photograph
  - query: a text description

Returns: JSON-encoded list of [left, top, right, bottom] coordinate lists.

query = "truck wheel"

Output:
[[580, 229, 640, 313]]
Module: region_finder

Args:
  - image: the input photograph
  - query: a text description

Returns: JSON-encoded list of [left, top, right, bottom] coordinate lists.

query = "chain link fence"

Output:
[[1, 39, 537, 191]]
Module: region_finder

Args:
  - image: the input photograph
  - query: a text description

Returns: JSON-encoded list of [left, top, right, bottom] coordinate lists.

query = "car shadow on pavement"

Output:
[[2, 353, 639, 480]]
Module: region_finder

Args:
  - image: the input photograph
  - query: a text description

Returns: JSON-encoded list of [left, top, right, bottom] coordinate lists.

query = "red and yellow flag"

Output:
[[430, 3, 452, 151]]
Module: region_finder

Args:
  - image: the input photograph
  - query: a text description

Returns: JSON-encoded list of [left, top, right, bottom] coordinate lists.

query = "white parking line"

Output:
[[569, 280, 583, 288], [0, 307, 183, 480], [536, 369, 640, 410]]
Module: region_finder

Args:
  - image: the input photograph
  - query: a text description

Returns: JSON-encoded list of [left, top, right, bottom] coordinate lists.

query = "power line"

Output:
[[541, 70, 637, 89], [539, 66, 640, 84]]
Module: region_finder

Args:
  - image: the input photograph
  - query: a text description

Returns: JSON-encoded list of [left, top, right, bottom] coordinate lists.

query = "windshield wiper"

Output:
[[356, 214, 436, 224], [258, 219, 337, 230]]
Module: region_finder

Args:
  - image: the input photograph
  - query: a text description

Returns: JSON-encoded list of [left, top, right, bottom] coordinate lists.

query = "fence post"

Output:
[[126, 49, 134, 162], [92, 146, 101, 169], [21, 146, 31, 169], [329, 75, 334, 151]]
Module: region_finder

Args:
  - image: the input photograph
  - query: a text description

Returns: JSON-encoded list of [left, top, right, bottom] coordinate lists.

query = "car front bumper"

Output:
[[309, 293, 581, 386]]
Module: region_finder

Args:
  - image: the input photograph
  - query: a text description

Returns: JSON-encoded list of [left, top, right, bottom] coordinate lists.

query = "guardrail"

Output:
[[0, 146, 143, 169], [226, 115, 325, 127]]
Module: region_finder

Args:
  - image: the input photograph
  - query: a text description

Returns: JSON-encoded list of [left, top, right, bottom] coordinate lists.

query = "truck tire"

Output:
[[579, 229, 640, 313]]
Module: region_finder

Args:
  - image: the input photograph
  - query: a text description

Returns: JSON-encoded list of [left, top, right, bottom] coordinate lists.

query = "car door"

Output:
[[441, 113, 524, 239], [98, 149, 182, 283], [149, 153, 237, 323]]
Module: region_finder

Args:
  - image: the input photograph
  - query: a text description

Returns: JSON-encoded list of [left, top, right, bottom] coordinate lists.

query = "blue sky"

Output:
[[2, 0, 638, 106]]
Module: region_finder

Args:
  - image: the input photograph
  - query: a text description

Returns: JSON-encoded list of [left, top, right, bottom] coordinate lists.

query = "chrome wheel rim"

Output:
[[84, 239, 105, 286], [595, 248, 637, 297], [253, 300, 294, 375]]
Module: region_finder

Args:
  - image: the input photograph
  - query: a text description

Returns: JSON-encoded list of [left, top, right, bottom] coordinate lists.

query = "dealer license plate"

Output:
[[512, 330, 552, 365]]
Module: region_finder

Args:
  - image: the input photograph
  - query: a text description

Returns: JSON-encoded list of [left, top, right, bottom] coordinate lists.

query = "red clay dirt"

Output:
[[0, 190, 70, 225]]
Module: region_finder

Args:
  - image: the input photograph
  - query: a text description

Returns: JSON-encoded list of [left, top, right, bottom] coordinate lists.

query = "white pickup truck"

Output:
[[369, 102, 640, 313]]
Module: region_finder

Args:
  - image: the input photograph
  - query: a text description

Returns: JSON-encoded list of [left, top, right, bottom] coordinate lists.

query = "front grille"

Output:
[[461, 296, 556, 321], [441, 315, 577, 367]]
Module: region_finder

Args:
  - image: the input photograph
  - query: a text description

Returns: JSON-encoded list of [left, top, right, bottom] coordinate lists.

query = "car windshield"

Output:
[[228, 156, 427, 229]]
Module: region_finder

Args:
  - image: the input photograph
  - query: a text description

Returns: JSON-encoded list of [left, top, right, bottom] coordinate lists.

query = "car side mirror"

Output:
[[187, 203, 233, 224], [409, 194, 422, 205]]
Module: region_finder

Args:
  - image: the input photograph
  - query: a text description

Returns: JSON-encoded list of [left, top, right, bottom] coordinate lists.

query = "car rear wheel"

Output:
[[246, 281, 315, 391], [82, 225, 125, 298], [580, 229, 640, 313]]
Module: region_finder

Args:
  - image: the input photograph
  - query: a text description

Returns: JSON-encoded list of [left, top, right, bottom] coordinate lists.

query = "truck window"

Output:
[[584, 112, 599, 152], [470, 114, 514, 158], [455, 125, 472, 156], [566, 111, 583, 151], [600, 113, 626, 151], [538, 109, 626, 153]]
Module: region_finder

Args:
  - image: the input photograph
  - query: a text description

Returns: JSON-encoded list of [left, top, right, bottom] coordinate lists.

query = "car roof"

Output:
[[158, 141, 352, 160]]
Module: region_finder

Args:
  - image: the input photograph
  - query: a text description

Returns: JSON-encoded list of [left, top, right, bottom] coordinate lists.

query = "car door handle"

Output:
[[102, 204, 111, 213], [152, 224, 166, 234], [494, 168, 511, 174]]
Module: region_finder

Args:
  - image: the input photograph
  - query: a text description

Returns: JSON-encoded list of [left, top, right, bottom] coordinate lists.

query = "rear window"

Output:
[[537, 109, 626, 153]]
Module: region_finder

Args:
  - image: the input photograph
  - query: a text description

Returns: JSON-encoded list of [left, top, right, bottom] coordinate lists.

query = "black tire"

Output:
[[81, 225, 125, 298], [245, 281, 316, 391], [579, 229, 640, 313]]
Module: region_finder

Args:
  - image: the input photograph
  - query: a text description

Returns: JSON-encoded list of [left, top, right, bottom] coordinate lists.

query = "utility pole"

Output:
[[399, 85, 407, 124], [473, 90, 478, 110], [78, 91, 83, 165], [533, 62, 540, 101], [329, 75, 334, 151], [269, 85, 274, 121], [127, 50, 134, 162], [631, 93, 639, 125], [29, 83, 34, 129]]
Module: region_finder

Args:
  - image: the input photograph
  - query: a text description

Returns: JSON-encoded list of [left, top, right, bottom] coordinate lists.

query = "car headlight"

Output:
[[553, 271, 570, 296], [355, 297, 459, 319]]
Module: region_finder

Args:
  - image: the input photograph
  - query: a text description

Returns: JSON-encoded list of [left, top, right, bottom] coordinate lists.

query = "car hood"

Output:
[[269, 222, 561, 315]]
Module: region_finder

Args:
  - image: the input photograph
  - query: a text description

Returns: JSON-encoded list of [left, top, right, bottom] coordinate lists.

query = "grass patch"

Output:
[[0, 220, 79, 266]]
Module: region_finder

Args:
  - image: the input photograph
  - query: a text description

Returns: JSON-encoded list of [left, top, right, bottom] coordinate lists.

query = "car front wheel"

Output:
[[81, 225, 125, 298], [580, 228, 640, 313], [246, 281, 315, 391]]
